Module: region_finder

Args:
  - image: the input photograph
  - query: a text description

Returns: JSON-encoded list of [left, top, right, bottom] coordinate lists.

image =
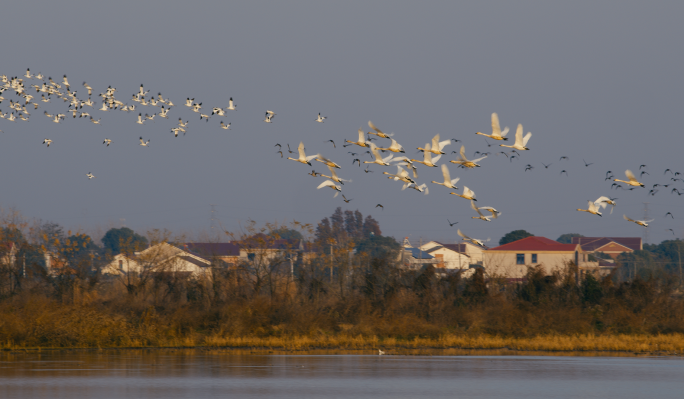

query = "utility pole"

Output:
[[330, 241, 334, 283]]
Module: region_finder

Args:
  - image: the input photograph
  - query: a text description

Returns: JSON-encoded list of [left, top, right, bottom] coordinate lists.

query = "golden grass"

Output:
[[195, 333, 684, 354], [2, 331, 683, 354]]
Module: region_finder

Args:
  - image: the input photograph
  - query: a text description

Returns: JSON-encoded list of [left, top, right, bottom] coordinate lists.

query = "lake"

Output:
[[0, 350, 682, 398]]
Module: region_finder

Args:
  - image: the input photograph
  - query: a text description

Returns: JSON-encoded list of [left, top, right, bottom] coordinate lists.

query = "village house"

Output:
[[418, 240, 485, 269], [484, 236, 599, 279], [571, 237, 641, 259], [183, 242, 240, 266], [101, 242, 212, 278]]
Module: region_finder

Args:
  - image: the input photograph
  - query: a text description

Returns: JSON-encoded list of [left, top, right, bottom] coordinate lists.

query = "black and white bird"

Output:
[[139, 137, 150, 147], [86, 172, 95, 179], [42, 138, 52, 147], [220, 121, 231, 130], [227, 97, 236, 110], [103, 138, 112, 146], [315, 113, 327, 123]]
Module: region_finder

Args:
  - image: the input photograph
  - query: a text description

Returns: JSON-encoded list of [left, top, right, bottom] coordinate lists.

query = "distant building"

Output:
[[102, 242, 212, 277], [484, 236, 599, 279], [571, 237, 641, 259], [419, 240, 485, 268], [400, 238, 437, 269]]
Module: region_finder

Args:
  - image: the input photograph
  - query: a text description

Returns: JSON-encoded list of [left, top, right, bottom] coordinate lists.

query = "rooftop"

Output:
[[571, 237, 642, 252], [488, 236, 579, 252]]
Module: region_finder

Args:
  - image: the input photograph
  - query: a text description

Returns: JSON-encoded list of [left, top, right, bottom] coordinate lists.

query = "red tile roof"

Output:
[[488, 236, 579, 252], [571, 237, 641, 252]]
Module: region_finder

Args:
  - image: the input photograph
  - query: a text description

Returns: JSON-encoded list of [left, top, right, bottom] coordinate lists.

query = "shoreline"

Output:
[[3, 333, 683, 357]]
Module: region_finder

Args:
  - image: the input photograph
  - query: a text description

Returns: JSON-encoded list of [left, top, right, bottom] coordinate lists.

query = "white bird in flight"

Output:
[[86, 172, 96, 179], [499, 124, 531, 151], [383, 165, 415, 184], [316, 155, 342, 169], [227, 97, 236, 110], [451, 145, 486, 168], [576, 200, 603, 217], [42, 138, 52, 147], [367, 121, 393, 138], [431, 164, 460, 189], [364, 143, 394, 166], [410, 143, 441, 167], [457, 229, 489, 248], [594, 196, 616, 214], [288, 141, 318, 166], [220, 121, 231, 130], [613, 170, 644, 187], [317, 179, 342, 197], [315, 113, 327, 123], [139, 137, 150, 147], [417, 134, 450, 155], [376, 138, 405, 153], [451, 186, 477, 201], [103, 138, 112, 146], [623, 214, 653, 227], [345, 128, 369, 148], [476, 112, 510, 141], [320, 166, 351, 185]]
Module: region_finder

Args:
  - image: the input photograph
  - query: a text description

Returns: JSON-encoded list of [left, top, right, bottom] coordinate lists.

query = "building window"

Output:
[[248, 253, 256, 261], [118, 260, 123, 270], [531, 254, 537, 263], [516, 254, 525, 265]]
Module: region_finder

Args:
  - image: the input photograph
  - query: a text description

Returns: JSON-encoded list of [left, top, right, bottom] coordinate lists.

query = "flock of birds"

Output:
[[0, 68, 681, 246], [280, 112, 681, 247]]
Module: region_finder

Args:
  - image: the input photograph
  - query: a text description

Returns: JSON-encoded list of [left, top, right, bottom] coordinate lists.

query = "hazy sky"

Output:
[[1, 1, 683, 246]]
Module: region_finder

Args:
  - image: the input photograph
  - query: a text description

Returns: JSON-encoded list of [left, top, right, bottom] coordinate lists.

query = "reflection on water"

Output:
[[0, 350, 682, 399]]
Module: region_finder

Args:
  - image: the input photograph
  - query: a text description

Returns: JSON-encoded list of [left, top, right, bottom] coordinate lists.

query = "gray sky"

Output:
[[1, 1, 683, 246]]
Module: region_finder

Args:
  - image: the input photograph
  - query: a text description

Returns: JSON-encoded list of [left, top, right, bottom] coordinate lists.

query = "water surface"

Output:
[[0, 350, 681, 398]]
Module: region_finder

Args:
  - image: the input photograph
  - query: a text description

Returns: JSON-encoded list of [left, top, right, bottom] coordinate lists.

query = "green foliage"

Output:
[[557, 233, 584, 244], [269, 227, 303, 241], [581, 274, 603, 305], [315, 208, 382, 248], [499, 229, 533, 245], [101, 228, 147, 255], [355, 234, 400, 259]]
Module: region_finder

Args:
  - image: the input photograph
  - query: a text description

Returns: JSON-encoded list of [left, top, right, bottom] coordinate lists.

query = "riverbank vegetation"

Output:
[[0, 208, 683, 353]]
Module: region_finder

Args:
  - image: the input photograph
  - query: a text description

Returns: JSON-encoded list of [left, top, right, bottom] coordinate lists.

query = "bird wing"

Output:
[[514, 124, 523, 146], [397, 165, 409, 178], [470, 155, 487, 163], [317, 180, 337, 189], [587, 201, 599, 213], [463, 186, 474, 197], [431, 153, 442, 164], [441, 164, 451, 183], [458, 145, 468, 162], [329, 166, 338, 179], [382, 154, 394, 163], [623, 214, 634, 222], [625, 169, 638, 183], [297, 141, 306, 159], [491, 113, 501, 137], [457, 229, 470, 240], [357, 128, 365, 143], [471, 200, 484, 216], [431, 134, 440, 149], [368, 120, 383, 134], [522, 132, 532, 146], [479, 207, 500, 218], [438, 140, 451, 150]]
